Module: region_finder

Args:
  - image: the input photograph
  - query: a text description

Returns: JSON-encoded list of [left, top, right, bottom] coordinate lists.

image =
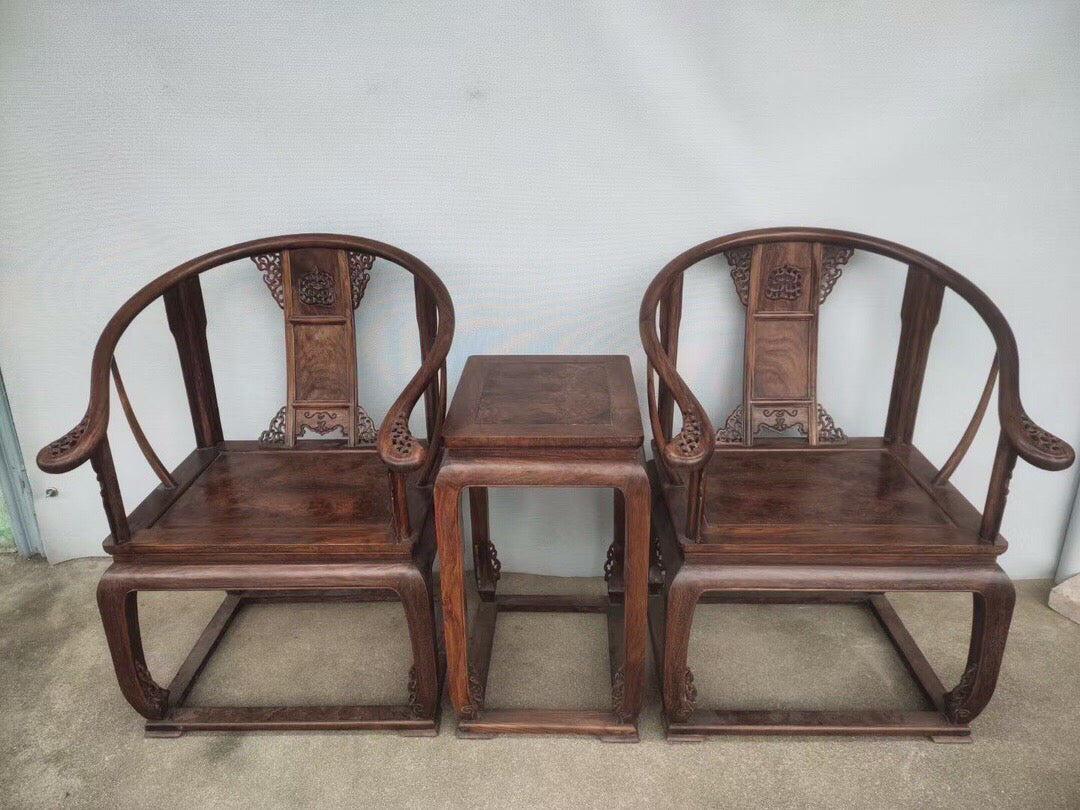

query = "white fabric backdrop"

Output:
[[2, 1, 1079, 577]]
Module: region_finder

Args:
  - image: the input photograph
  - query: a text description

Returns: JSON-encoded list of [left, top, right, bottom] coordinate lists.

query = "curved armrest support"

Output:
[[639, 273, 715, 471], [378, 290, 455, 473]]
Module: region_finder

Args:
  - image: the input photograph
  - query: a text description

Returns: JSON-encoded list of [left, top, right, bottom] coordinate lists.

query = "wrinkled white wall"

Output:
[[2, 1, 1078, 577]]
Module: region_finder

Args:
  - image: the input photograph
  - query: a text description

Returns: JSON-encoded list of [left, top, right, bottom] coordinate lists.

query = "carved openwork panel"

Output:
[[298, 269, 336, 306], [764, 265, 804, 301]]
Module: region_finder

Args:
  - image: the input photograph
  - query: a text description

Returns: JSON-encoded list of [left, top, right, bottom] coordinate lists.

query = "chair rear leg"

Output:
[[944, 569, 1016, 724], [394, 565, 440, 722], [96, 567, 169, 720]]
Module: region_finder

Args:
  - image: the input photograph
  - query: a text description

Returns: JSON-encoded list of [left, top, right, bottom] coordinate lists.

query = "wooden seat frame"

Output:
[[640, 227, 1075, 741], [38, 234, 454, 736]]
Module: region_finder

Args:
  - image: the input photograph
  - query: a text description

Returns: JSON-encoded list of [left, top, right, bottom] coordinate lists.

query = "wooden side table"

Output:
[[434, 355, 650, 741]]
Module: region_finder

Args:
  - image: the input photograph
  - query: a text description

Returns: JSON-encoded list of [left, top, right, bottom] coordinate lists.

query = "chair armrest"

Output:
[[639, 275, 715, 471], [1005, 407, 1075, 471], [37, 411, 106, 474], [378, 329, 453, 473]]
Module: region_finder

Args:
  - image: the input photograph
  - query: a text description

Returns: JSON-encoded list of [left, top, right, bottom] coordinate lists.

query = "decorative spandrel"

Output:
[[715, 405, 745, 445], [724, 247, 752, 306], [347, 252, 374, 309], [252, 253, 285, 309], [819, 245, 854, 304]]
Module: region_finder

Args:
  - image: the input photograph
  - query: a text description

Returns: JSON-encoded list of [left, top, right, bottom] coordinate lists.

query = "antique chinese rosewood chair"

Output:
[[641, 227, 1074, 740], [38, 235, 453, 735]]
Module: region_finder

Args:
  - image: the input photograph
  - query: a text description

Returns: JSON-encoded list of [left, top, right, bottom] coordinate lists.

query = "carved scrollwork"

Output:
[[488, 543, 502, 581], [356, 408, 377, 444], [819, 245, 854, 304], [715, 405, 745, 445], [347, 252, 374, 309], [944, 662, 978, 723], [759, 408, 806, 436], [603, 541, 622, 582], [467, 664, 485, 709], [48, 416, 90, 457], [816, 404, 847, 444], [1018, 411, 1070, 461], [389, 414, 415, 457], [252, 253, 285, 308], [611, 665, 632, 723], [652, 533, 666, 575], [407, 665, 424, 717], [724, 247, 752, 306], [134, 659, 169, 717], [259, 406, 287, 445], [670, 667, 697, 723], [764, 265, 804, 301], [674, 410, 704, 456], [297, 410, 345, 436], [298, 269, 335, 306]]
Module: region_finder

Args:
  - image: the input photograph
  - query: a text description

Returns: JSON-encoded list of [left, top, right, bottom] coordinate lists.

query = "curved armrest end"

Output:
[[661, 408, 715, 471], [378, 411, 426, 472], [37, 415, 101, 474], [1009, 410, 1075, 471]]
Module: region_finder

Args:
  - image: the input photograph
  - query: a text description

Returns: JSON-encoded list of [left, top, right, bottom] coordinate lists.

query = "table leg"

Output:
[[434, 477, 478, 719], [617, 464, 650, 722]]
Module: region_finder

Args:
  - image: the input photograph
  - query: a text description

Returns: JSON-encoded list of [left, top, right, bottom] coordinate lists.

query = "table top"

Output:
[[442, 355, 643, 450]]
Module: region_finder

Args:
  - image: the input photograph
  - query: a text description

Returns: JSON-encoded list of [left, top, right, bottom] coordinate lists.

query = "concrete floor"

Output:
[[1, 555, 1079, 809]]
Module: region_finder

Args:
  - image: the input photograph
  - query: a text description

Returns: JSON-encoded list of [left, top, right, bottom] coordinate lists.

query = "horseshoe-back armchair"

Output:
[[38, 234, 453, 736], [640, 227, 1074, 741]]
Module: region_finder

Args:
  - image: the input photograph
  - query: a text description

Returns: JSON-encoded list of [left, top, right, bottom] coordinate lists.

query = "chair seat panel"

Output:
[[107, 449, 426, 561], [704, 448, 950, 528], [154, 450, 392, 530], [660, 442, 1004, 561]]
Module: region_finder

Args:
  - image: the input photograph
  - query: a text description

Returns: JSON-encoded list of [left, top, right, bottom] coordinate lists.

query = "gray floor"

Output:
[[1, 555, 1079, 809]]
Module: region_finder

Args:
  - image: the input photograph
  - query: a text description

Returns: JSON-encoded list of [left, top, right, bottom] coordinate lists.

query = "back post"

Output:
[[656, 273, 684, 444], [884, 265, 945, 445], [163, 276, 223, 448], [414, 277, 440, 441]]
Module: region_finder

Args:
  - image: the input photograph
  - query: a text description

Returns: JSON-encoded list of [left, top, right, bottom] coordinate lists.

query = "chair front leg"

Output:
[[663, 566, 705, 723], [945, 570, 1016, 724], [96, 567, 169, 720], [394, 565, 440, 720]]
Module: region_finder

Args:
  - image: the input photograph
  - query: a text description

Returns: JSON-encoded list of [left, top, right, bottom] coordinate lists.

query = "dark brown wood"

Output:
[[435, 355, 649, 740], [640, 227, 1073, 740], [885, 265, 945, 445], [40, 234, 455, 735], [163, 276, 223, 449]]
